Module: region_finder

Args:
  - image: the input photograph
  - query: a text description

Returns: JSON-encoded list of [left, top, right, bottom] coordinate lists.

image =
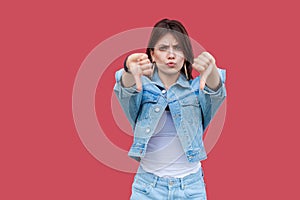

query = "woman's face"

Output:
[[151, 33, 185, 78]]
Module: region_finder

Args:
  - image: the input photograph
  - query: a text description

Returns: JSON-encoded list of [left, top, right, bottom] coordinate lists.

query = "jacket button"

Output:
[[146, 128, 151, 133], [154, 107, 160, 112], [162, 90, 166, 94]]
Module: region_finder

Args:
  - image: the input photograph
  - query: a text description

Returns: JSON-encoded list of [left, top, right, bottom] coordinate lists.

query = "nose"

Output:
[[167, 48, 175, 59]]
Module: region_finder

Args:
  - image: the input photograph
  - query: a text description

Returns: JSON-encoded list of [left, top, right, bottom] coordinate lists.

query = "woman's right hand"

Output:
[[124, 53, 153, 92]]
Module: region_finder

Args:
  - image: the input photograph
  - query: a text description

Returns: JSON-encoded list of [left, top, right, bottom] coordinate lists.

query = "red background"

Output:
[[1, 0, 299, 199]]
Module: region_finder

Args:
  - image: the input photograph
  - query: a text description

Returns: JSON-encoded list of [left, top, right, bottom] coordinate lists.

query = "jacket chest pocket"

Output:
[[138, 94, 159, 121], [180, 96, 201, 125]]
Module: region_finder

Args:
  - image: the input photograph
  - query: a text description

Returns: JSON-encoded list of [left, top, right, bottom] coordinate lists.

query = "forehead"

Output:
[[156, 33, 179, 45]]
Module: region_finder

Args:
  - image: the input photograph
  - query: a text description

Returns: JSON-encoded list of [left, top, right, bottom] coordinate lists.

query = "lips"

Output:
[[167, 62, 176, 67]]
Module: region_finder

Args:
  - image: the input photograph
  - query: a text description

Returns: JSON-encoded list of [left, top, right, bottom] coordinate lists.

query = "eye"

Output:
[[174, 45, 182, 51], [159, 46, 168, 51]]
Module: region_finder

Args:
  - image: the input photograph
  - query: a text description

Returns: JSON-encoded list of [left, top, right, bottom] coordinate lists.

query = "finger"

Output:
[[192, 63, 205, 72], [199, 63, 213, 90], [139, 62, 153, 71], [197, 55, 211, 65], [193, 59, 209, 69], [138, 58, 151, 65], [129, 53, 148, 62], [133, 74, 143, 92], [137, 53, 148, 61], [200, 70, 208, 90], [200, 78, 206, 91], [202, 52, 215, 63], [129, 53, 142, 61]]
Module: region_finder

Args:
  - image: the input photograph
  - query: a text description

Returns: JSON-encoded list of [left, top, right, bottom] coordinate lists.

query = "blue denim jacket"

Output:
[[114, 67, 226, 162]]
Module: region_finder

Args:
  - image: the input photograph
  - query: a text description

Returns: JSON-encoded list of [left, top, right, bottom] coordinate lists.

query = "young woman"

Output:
[[114, 19, 226, 200]]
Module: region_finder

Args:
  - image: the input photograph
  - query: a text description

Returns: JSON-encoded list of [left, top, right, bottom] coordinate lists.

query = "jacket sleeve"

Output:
[[113, 69, 143, 130], [194, 68, 227, 131]]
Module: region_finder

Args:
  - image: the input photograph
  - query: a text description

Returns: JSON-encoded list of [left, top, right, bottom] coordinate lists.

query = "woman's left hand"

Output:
[[192, 52, 219, 90]]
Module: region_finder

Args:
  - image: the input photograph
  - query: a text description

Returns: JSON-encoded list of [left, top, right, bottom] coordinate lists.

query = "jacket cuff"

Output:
[[203, 68, 226, 94]]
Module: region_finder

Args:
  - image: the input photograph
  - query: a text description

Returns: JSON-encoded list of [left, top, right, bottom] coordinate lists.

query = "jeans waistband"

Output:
[[136, 165, 203, 189]]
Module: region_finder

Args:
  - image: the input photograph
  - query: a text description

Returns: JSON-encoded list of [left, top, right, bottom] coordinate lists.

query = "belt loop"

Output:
[[180, 178, 184, 190], [152, 176, 158, 188]]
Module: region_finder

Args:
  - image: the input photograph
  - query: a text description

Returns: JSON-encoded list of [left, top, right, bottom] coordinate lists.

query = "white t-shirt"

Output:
[[140, 111, 201, 178]]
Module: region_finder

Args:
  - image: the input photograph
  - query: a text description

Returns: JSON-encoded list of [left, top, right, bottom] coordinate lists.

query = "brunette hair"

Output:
[[146, 19, 194, 80]]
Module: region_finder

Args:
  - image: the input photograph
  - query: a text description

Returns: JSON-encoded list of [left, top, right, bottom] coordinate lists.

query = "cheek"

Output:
[[175, 52, 185, 60], [177, 56, 185, 65], [153, 53, 165, 62]]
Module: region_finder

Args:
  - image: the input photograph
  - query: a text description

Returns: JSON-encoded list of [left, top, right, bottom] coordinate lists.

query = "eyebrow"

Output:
[[157, 43, 179, 47]]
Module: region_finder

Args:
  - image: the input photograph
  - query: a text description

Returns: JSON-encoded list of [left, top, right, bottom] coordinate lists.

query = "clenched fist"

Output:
[[192, 52, 220, 90], [125, 53, 154, 92]]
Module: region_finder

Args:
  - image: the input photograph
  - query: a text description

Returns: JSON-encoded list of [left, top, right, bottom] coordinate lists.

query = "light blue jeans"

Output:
[[130, 166, 207, 200]]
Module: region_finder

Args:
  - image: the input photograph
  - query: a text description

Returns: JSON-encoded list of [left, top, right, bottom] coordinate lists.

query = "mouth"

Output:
[[167, 62, 176, 67]]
